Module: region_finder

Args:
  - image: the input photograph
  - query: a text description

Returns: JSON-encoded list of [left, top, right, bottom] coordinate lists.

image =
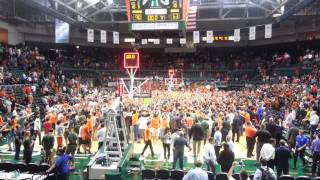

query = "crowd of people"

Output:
[[0, 42, 319, 180]]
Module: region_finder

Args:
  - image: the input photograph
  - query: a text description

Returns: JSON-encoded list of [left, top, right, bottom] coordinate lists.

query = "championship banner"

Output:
[[166, 38, 173, 44], [193, 31, 200, 44], [180, 38, 186, 44], [141, 39, 147, 45], [234, 29, 240, 42], [249, 26, 256, 40], [87, 29, 94, 42], [100, 30, 107, 43], [113, 31, 119, 44], [265, 24, 272, 39], [206, 30, 213, 43]]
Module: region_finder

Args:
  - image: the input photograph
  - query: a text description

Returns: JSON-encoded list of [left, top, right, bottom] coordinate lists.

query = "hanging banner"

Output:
[[113, 31, 119, 44], [180, 38, 186, 44], [193, 31, 200, 44], [249, 26, 256, 40], [87, 29, 94, 42], [141, 39, 147, 45], [166, 38, 173, 44], [234, 29, 240, 42], [206, 30, 213, 43], [100, 30, 107, 43], [265, 24, 272, 39], [154, 39, 160, 44]]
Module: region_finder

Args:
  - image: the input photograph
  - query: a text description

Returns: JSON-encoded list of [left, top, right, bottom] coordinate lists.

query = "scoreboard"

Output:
[[123, 52, 140, 69], [126, 0, 188, 30]]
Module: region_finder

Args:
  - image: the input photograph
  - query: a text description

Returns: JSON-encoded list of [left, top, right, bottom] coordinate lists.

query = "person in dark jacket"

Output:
[[218, 143, 235, 173], [173, 132, 191, 170], [232, 113, 241, 142], [254, 124, 272, 163], [190, 120, 204, 157], [221, 121, 231, 142], [275, 140, 292, 177]]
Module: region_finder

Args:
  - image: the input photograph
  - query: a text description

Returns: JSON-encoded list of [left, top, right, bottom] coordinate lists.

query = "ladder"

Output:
[[101, 97, 128, 165]]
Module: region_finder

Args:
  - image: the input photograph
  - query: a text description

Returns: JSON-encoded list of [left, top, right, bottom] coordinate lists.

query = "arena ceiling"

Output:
[[0, 0, 318, 26]]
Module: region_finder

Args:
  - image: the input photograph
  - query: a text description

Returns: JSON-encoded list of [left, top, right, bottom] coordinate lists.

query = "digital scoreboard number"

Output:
[[128, 0, 183, 22], [123, 52, 140, 69]]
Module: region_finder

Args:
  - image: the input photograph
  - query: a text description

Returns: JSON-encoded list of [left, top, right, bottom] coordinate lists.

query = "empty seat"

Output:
[[27, 163, 39, 174], [295, 176, 311, 180], [279, 175, 294, 180], [170, 170, 184, 180], [216, 173, 228, 180], [0, 162, 14, 172], [39, 163, 50, 173], [156, 169, 170, 180], [207, 171, 215, 180], [14, 163, 28, 173], [232, 173, 240, 180], [142, 169, 155, 180]]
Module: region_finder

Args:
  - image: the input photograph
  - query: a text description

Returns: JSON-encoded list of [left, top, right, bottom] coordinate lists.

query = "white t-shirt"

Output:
[[260, 143, 275, 161], [96, 127, 106, 142]]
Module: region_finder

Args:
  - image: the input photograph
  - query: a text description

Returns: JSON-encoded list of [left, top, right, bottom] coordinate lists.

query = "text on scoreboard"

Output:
[[128, 0, 183, 22]]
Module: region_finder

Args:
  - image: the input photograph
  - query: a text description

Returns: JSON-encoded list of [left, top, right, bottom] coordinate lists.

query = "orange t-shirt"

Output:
[[185, 117, 193, 128], [0, 116, 3, 127], [144, 128, 151, 141], [151, 117, 160, 129], [83, 125, 91, 140], [245, 125, 257, 138], [49, 113, 57, 124], [160, 118, 170, 129], [86, 118, 93, 131]]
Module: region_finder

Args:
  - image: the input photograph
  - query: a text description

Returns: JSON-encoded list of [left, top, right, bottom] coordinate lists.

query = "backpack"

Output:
[[259, 167, 276, 180]]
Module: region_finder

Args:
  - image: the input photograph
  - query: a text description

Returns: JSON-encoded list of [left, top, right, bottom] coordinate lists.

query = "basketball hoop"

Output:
[[120, 52, 149, 99]]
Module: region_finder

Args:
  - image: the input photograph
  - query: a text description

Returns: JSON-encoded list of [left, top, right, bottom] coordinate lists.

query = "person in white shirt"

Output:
[[260, 138, 276, 169], [138, 115, 149, 140], [227, 162, 250, 180], [34, 114, 42, 145], [96, 124, 106, 152], [214, 126, 222, 158], [309, 110, 319, 138], [183, 159, 208, 180], [203, 138, 216, 173], [226, 135, 235, 153], [253, 159, 277, 180]]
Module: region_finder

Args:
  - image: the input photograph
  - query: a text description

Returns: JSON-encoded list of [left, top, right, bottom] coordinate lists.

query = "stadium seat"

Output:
[[142, 169, 156, 180], [207, 171, 215, 180], [249, 174, 254, 180], [232, 173, 240, 180], [39, 163, 50, 173], [156, 169, 170, 180], [216, 173, 228, 180], [313, 177, 320, 180], [0, 162, 14, 172], [14, 163, 28, 173], [170, 170, 184, 180], [279, 175, 294, 180], [27, 163, 39, 174], [295, 176, 311, 180]]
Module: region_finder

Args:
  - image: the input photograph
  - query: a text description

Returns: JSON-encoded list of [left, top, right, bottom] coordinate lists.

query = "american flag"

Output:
[[186, 6, 197, 31]]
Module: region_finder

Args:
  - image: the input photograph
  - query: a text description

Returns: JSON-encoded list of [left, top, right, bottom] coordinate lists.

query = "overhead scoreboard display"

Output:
[[126, 0, 189, 31]]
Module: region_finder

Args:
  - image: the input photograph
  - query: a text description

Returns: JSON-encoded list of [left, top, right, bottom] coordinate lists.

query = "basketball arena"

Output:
[[0, 0, 320, 179]]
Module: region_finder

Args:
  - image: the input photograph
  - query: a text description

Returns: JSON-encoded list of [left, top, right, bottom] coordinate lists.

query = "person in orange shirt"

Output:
[[150, 114, 160, 143], [132, 110, 140, 141], [83, 121, 92, 154], [141, 122, 154, 157], [245, 122, 257, 158]]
